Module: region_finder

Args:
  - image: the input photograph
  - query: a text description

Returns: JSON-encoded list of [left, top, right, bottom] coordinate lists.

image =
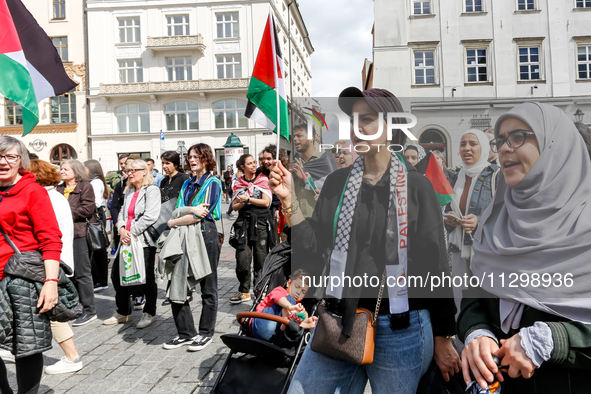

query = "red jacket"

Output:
[[0, 172, 62, 280]]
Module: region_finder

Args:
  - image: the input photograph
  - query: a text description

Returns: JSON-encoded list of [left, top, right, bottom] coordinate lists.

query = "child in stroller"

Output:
[[251, 269, 317, 343]]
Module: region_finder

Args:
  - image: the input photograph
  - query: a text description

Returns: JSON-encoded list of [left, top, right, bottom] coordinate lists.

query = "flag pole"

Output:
[[272, 10, 281, 163]]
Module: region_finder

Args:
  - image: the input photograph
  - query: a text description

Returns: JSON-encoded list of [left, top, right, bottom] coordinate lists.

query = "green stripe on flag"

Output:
[[436, 192, 454, 206], [0, 54, 39, 136], [247, 76, 289, 140]]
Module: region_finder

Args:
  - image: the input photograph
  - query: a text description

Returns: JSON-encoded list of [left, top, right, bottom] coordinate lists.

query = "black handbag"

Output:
[[87, 207, 109, 251]]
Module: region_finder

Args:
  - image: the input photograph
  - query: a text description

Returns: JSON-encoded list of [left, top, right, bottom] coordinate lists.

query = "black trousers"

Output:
[[0, 353, 43, 394], [235, 220, 269, 293], [91, 248, 109, 287], [72, 237, 96, 315], [172, 220, 220, 338], [111, 245, 157, 316]]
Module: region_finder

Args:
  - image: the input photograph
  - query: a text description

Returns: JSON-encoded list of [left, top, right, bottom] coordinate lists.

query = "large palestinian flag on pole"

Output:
[[0, 0, 77, 136], [245, 9, 289, 141]]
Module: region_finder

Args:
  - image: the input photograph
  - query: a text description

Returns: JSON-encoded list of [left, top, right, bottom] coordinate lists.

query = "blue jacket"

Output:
[[446, 164, 499, 246]]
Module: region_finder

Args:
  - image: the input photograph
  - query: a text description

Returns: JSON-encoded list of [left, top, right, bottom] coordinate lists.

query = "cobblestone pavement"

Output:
[[4, 204, 372, 393]]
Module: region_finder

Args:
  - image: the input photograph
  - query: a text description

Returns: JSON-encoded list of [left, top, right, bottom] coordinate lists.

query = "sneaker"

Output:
[[188, 335, 212, 352], [136, 313, 156, 329], [103, 312, 132, 325], [134, 296, 146, 310], [161, 298, 171, 306], [163, 336, 194, 350], [72, 313, 97, 327], [44, 356, 83, 375], [229, 292, 251, 304], [0, 349, 14, 363], [94, 285, 108, 292]]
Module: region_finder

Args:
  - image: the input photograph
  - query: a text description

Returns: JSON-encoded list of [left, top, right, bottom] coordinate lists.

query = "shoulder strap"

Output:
[[0, 225, 20, 255]]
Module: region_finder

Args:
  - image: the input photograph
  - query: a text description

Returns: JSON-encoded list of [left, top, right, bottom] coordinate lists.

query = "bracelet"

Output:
[[247, 196, 250, 204], [44, 278, 59, 283], [281, 200, 300, 218]]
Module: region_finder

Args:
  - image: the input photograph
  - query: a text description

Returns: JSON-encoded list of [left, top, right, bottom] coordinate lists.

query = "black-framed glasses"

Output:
[[490, 130, 536, 153], [126, 168, 145, 174], [0, 154, 21, 164]]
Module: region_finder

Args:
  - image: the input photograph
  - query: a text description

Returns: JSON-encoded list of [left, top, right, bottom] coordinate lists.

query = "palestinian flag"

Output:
[[297, 166, 317, 193], [423, 152, 455, 206], [0, 0, 77, 136], [245, 9, 289, 141]]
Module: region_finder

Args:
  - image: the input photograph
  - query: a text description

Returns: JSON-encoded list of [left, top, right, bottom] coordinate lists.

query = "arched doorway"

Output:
[[419, 129, 448, 166], [50, 144, 77, 165]]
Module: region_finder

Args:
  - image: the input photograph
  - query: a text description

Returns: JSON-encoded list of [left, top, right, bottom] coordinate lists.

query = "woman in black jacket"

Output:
[[160, 151, 190, 203], [270, 87, 458, 394], [58, 159, 97, 327]]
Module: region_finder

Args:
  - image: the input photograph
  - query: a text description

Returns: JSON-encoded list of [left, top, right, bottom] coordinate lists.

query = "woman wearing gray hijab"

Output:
[[459, 102, 591, 393]]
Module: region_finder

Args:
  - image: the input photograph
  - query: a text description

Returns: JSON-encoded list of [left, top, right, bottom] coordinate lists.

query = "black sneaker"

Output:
[[162, 336, 194, 350], [72, 313, 97, 327], [134, 296, 146, 310], [188, 335, 212, 352], [161, 298, 171, 306]]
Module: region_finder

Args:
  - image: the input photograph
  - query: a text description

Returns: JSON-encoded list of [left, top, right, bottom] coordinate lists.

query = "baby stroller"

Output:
[[211, 240, 316, 394]]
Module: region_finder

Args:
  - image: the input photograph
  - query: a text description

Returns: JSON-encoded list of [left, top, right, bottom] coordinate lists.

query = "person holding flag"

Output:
[[229, 154, 275, 305]]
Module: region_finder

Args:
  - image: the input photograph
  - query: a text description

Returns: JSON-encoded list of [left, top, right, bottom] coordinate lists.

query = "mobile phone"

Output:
[[443, 213, 459, 220]]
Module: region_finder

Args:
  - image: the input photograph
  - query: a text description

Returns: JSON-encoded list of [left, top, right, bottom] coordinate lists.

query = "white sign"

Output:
[[224, 147, 243, 171]]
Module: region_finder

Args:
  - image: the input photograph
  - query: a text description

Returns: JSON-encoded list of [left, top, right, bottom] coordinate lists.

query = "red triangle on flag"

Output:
[[251, 14, 276, 89], [424, 152, 455, 206]]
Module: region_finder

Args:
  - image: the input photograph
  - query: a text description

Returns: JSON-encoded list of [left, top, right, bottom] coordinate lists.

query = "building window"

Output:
[[518, 46, 541, 80], [165, 101, 199, 131], [216, 55, 242, 78], [412, 1, 431, 15], [118, 17, 141, 43], [167, 15, 189, 36], [5, 99, 22, 125], [51, 92, 76, 123], [216, 12, 239, 38], [466, 48, 488, 82], [576, 0, 591, 8], [52, 37, 68, 61], [166, 57, 192, 81], [465, 0, 483, 12], [419, 129, 448, 166], [214, 100, 247, 129], [53, 0, 65, 19], [50, 144, 77, 165], [413, 50, 436, 85], [118, 59, 143, 83], [578, 45, 591, 79], [116, 104, 150, 133], [517, 0, 535, 10]]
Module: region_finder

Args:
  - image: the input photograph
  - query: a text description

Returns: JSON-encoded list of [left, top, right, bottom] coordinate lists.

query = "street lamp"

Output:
[[574, 108, 585, 123]]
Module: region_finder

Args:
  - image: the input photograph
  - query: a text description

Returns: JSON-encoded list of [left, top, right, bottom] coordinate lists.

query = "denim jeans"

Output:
[[251, 295, 296, 341], [288, 309, 433, 394]]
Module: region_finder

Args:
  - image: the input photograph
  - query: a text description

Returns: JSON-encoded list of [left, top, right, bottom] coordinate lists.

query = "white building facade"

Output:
[[0, 0, 87, 164], [87, 0, 313, 172], [371, 0, 591, 168]]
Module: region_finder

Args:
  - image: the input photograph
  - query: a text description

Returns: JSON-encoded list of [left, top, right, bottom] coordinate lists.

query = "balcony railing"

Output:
[[146, 34, 205, 53], [99, 78, 249, 95]]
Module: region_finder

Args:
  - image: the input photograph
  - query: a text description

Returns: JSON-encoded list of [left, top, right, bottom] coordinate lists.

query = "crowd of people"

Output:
[[0, 86, 590, 393]]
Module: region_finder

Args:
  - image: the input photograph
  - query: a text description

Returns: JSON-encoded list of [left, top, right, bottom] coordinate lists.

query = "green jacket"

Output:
[[458, 292, 591, 393]]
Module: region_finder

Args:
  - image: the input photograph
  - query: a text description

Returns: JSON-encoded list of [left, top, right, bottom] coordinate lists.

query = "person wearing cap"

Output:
[[270, 87, 458, 393], [290, 123, 321, 218]]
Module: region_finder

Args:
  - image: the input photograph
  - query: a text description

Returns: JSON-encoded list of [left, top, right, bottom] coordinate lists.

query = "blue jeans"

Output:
[[288, 309, 433, 394], [252, 295, 296, 341]]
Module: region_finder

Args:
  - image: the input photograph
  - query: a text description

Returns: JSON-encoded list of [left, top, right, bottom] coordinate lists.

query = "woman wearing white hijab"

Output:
[[445, 129, 499, 311], [459, 103, 591, 393]]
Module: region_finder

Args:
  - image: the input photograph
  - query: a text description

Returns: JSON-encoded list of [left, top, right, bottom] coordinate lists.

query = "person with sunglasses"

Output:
[[459, 102, 591, 393], [0, 136, 62, 394], [444, 129, 500, 315]]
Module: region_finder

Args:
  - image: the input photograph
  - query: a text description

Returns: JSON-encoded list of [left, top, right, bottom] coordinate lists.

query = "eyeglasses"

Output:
[[0, 154, 21, 164], [490, 130, 536, 153], [126, 168, 145, 174]]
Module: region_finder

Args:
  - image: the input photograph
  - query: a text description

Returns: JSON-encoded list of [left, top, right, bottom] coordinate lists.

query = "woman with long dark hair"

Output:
[[57, 159, 97, 327], [84, 159, 110, 292], [269, 87, 458, 393], [163, 144, 222, 351], [229, 153, 274, 305]]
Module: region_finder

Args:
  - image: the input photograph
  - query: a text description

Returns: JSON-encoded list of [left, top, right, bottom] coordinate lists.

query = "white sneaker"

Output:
[[136, 313, 156, 329], [44, 357, 83, 375], [103, 312, 132, 325], [0, 349, 14, 363]]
